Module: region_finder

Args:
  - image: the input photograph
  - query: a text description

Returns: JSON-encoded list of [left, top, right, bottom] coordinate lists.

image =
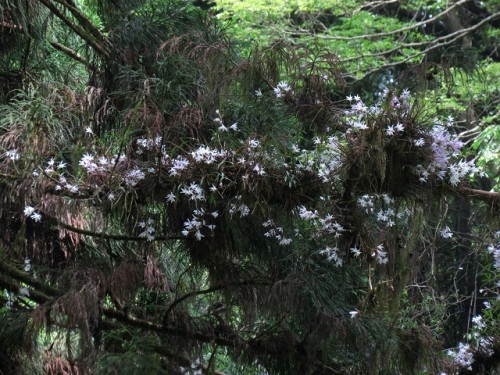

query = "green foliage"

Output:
[[0, 1, 499, 374]]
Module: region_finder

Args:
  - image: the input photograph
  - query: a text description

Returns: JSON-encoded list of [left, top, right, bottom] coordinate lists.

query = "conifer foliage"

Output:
[[0, 1, 499, 374]]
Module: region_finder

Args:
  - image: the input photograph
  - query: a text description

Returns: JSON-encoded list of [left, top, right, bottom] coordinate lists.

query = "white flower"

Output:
[[238, 204, 250, 217], [472, 315, 485, 329], [279, 238, 292, 246], [350, 246, 361, 257], [298, 206, 317, 220], [166, 192, 177, 203], [124, 168, 146, 187], [79, 153, 94, 166], [262, 219, 274, 227], [349, 310, 359, 319], [386, 125, 395, 136], [249, 139, 260, 148], [414, 138, 425, 147], [376, 244, 388, 264], [30, 213, 42, 222], [24, 206, 36, 217], [440, 226, 453, 238], [229, 122, 238, 131], [253, 164, 266, 175], [273, 81, 292, 98], [65, 183, 79, 193], [255, 88, 263, 97], [24, 258, 31, 272], [195, 231, 204, 241], [5, 149, 20, 161], [85, 126, 94, 135]]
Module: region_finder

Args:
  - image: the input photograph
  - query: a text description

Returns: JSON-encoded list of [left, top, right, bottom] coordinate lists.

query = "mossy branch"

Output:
[[49, 41, 95, 70], [37, 0, 111, 59]]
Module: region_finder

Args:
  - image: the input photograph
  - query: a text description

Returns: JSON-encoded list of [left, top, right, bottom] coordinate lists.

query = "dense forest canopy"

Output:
[[0, 0, 499, 374]]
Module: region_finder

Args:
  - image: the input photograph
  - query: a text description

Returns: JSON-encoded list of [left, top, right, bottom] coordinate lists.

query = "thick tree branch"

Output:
[[51, 0, 113, 52], [0, 257, 63, 298], [453, 186, 500, 207], [57, 220, 187, 242], [49, 41, 94, 70], [37, 0, 111, 59]]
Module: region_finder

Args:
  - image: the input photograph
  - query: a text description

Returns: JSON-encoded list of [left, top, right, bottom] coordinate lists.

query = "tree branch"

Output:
[[164, 279, 272, 317], [453, 186, 500, 207], [0, 256, 340, 373], [51, 0, 113, 52], [37, 0, 111, 59], [341, 10, 500, 82], [278, 0, 471, 41], [49, 41, 95, 70], [57, 220, 188, 242]]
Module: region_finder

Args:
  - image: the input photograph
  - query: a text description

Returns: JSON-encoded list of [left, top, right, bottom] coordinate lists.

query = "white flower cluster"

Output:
[[357, 194, 410, 228], [296, 206, 347, 263], [447, 342, 474, 370], [124, 168, 146, 187], [44, 158, 67, 174], [136, 135, 163, 154], [180, 357, 203, 375], [191, 145, 229, 164], [180, 182, 205, 202], [213, 109, 238, 132], [182, 208, 217, 241], [345, 89, 411, 132], [386, 122, 404, 136], [228, 202, 250, 217], [319, 214, 344, 238], [297, 206, 344, 239], [24, 206, 42, 222], [138, 218, 155, 241], [273, 81, 292, 98], [262, 219, 293, 246], [55, 175, 79, 193], [169, 156, 190, 176], [415, 120, 483, 186], [319, 246, 343, 267], [79, 153, 117, 174], [358, 195, 375, 213], [317, 137, 342, 182], [4, 149, 20, 161], [488, 241, 500, 270], [374, 244, 388, 264]]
